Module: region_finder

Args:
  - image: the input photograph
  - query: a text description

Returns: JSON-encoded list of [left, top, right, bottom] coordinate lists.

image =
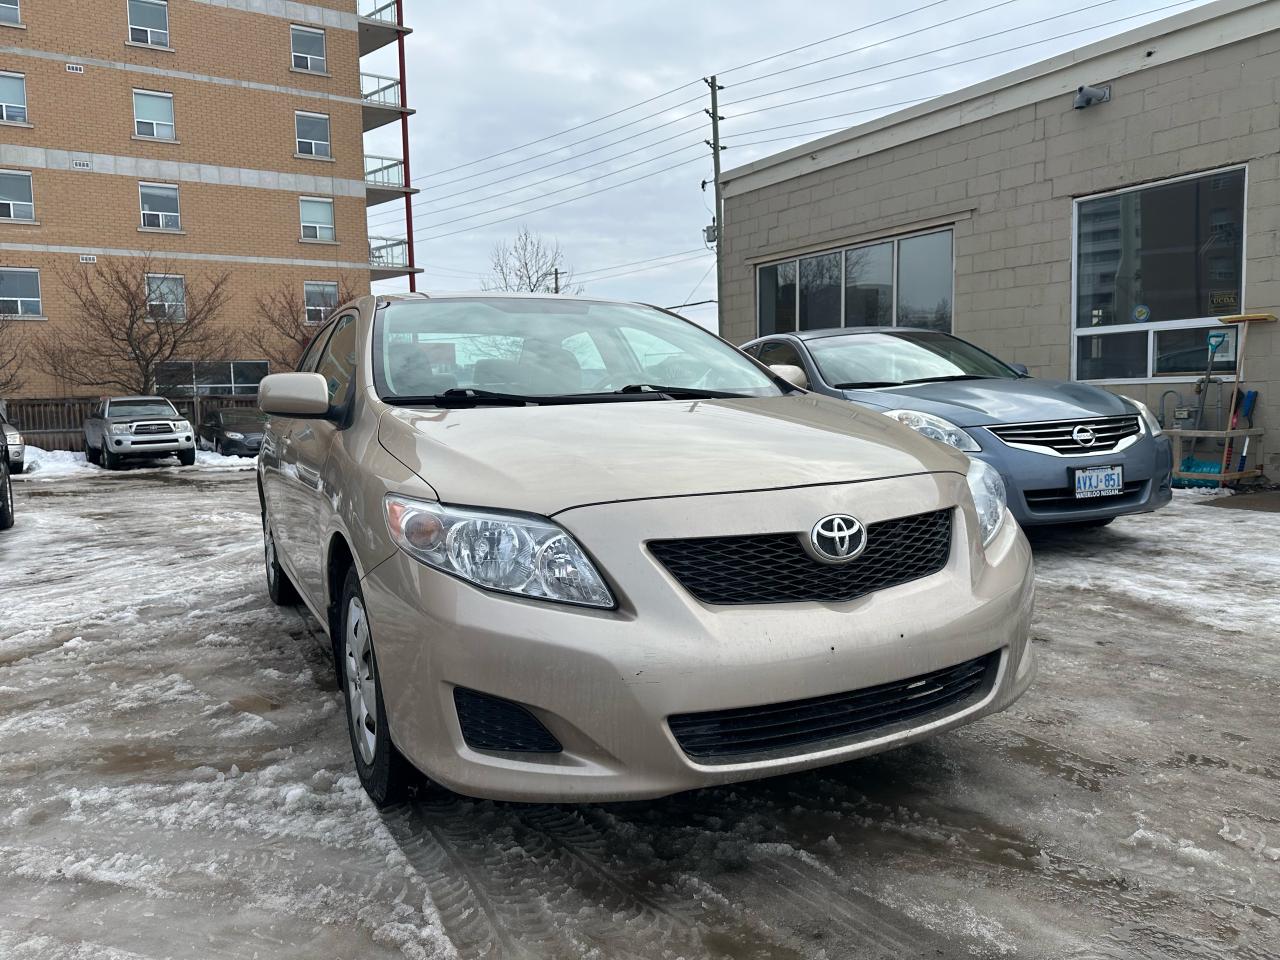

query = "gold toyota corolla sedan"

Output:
[[257, 293, 1035, 805]]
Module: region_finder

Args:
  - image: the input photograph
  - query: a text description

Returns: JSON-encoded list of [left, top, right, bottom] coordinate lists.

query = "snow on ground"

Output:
[[18, 445, 255, 481], [1, 470, 1277, 959]]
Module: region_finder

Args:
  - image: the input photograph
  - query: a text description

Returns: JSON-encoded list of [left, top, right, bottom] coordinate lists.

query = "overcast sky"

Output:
[[363, 0, 1215, 328]]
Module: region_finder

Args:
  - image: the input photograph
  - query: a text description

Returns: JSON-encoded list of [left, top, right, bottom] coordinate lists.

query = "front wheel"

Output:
[[85, 443, 101, 466], [10, 460, 22, 475], [102, 447, 121, 470], [178, 448, 196, 466], [339, 567, 413, 806]]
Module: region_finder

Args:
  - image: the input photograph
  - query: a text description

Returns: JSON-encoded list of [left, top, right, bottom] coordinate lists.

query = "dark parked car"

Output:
[[198, 408, 268, 457], [83, 396, 196, 469], [743, 327, 1173, 528], [0, 431, 13, 531]]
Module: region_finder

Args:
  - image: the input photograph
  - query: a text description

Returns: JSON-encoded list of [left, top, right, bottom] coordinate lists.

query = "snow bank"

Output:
[[16, 445, 255, 481]]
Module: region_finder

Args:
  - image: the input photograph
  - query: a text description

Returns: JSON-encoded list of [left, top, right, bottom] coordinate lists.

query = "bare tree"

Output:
[[28, 255, 232, 396], [485, 226, 581, 294], [0, 314, 23, 396], [246, 276, 363, 372]]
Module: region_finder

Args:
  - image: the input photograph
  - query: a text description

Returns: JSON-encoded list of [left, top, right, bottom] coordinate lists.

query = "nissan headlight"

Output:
[[384, 495, 614, 608], [109, 423, 131, 435], [224, 431, 245, 441], [1121, 396, 1163, 437], [884, 410, 980, 452], [966, 459, 1007, 546]]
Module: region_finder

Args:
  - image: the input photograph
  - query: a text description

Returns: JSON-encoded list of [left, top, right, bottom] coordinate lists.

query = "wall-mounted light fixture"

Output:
[[1073, 84, 1112, 109]]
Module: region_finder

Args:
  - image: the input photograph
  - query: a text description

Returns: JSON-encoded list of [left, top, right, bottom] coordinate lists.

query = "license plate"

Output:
[[1073, 465, 1124, 499]]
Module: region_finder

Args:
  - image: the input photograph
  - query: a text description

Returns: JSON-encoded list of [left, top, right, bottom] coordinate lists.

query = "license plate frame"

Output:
[[1072, 464, 1124, 499]]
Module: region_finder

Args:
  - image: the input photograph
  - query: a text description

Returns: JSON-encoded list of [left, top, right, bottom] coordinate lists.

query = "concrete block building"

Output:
[[719, 0, 1280, 476], [0, 0, 420, 397]]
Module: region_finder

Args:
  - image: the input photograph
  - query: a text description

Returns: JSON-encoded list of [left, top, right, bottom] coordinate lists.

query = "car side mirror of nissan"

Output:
[[769, 364, 810, 390], [1010, 362, 1030, 377], [258, 372, 333, 419]]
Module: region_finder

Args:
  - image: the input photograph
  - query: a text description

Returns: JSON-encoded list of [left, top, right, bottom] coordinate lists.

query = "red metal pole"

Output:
[[395, 0, 416, 292]]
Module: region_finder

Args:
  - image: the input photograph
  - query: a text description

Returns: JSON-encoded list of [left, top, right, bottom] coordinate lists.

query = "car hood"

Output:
[[378, 394, 967, 516], [843, 377, 1133, 426]]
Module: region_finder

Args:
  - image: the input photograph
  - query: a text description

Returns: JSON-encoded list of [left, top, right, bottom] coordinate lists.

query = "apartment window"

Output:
[[146, 273, 186, 321], [1074, 167, 1246, 380], [295, 111, 331, 158], [128, 0, 169, 46], [304, 281, 338, 324], [0, 170, 33, 220], [0, 0, 19, 25], [291, 25, 327, 73], [299, 197, 335, 241], [139, 181, 180, 230], [757, 228, 953, 336], [133, 90, 175, 140], [156, 360, 268, 396], [0, 72, 26, 123], [0, 267, 40, 315]]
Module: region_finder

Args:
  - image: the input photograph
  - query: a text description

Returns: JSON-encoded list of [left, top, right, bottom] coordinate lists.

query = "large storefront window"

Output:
[[757, 228, 952, 336], [1074, 167, 1245, 380], [157, 360, 269, 396]]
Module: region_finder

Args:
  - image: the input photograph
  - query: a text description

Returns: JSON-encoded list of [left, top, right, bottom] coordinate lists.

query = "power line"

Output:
[[417, 156, 708, 243], [579, 252, 713, 287], [675, 259, 717, 306], [723, 0, 1183, 112], [576, 247, 709, 277], [407, 0, 955, 186], [720, 97, 935, 140]]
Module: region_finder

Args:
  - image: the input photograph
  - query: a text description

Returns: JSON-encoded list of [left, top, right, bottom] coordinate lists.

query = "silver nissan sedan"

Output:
[[257, 293, 1036, 804]]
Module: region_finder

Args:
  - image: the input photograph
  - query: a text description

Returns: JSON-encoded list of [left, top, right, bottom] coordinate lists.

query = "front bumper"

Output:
[[221, 438, 262, 457], [361, 472, 1036, 803], [970, 430, 1173, 526], [107, 432, 195, 455]]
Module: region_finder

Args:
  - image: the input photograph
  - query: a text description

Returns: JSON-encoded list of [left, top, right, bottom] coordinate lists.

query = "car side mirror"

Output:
[[769, 364, 809, 390], [259, 372, 332, 418], [1009, 362, 1029, 377]]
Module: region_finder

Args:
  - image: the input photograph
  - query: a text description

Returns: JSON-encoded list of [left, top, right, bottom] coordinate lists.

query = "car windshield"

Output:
[[807, 331, 1018, 387], [220, 410, 268, 428], [109, 399, 179, 417], [375, 298, 782, 402]]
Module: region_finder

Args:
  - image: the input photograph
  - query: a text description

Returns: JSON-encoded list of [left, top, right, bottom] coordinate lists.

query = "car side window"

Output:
[[298, 319, 338, 372], [757, 339, 803, 369], [313, 314, 359, 405]]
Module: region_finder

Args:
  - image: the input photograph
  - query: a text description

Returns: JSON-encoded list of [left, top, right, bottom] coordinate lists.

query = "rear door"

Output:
[[285, 311, 360, 606]]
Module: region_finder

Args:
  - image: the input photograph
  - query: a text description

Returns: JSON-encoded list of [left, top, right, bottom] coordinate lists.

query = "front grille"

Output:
[[669, 652, 998, 762], [989, 415, 1140, 454], [132, 422, 172, 436], [1023, 479, 1147, 512], [453, 687, 561, 754], [649, 509, 951, 605]]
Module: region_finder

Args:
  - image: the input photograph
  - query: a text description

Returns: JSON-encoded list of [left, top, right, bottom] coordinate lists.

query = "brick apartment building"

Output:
[[719, 0, 1280, 476], [0, 0, 420, 398]]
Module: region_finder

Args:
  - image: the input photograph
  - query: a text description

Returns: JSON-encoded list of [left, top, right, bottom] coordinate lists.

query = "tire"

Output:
[[102, 447, 121, 470], [10, 460, 22, 475], [339, 566, 413, 806], [0, 468, 13, 531], [264, 526, 301, 606], [85, 443, 101, 466], [178, 448, 196, 466], [214, 439, 223, 456]]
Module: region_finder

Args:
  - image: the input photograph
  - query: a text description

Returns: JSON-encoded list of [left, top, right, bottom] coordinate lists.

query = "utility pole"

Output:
[[553, 267, 560, 294], [704, 75, 725, 332]]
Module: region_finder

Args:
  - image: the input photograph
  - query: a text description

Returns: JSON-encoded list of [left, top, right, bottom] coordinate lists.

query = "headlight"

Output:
[[967, 459, 1008, 547], [109, 423, 131, 435], [173, 420, 191, 433], [1121, 396, 1163, 437], [224, 431, 245, 440], [884, 409, 980, 451], [384, 495, 614, 608]]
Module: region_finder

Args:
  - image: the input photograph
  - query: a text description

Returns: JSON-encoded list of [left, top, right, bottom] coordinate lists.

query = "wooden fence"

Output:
[[0, 395, 260, 452]]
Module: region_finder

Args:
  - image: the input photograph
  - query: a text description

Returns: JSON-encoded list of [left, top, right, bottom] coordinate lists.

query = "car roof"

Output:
[[107, 395, 174, 402], [744, 327, 949, 345], [375, 291, 640, 308]]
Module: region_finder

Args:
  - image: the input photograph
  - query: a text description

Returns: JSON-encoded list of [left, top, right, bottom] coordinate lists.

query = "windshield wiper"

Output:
[[832, 380, 903, 389], [614, 384, 749, 399], [900, 374, 990, 385], [389, 388, 539, 407]]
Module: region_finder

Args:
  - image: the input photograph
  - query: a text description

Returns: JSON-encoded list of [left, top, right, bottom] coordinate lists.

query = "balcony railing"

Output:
[[361, 72, 402, 108], [365, 155, 406, 189], [370, 237, 410, 269], [360, 0, 398, 24]]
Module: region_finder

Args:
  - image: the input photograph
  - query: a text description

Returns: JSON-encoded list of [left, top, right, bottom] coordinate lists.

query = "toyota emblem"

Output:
[[1071, 425, 1098, 447], [806, 514, 868, 564]]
